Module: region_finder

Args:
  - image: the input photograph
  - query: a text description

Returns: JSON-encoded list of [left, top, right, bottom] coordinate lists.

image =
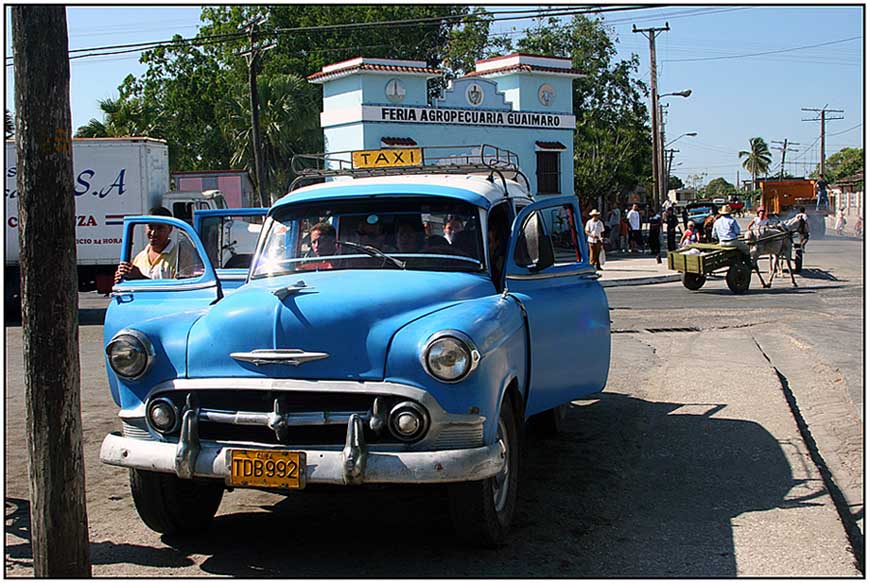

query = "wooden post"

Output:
[[11, 6, 92, 577]]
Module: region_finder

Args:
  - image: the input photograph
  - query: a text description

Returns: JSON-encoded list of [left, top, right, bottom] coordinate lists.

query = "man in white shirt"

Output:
[[585, 209, 605, 270], [626, 203, 642, 252]]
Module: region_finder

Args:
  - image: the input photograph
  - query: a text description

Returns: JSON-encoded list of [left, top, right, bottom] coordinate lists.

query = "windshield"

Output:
[[251, 198, 485, 279]]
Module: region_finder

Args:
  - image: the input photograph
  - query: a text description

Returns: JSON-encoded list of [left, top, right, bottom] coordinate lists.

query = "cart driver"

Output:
[[712, 205, 751, 257]]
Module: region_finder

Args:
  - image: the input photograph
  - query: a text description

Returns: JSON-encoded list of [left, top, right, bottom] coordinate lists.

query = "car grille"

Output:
[[149, 389, 411, 447]]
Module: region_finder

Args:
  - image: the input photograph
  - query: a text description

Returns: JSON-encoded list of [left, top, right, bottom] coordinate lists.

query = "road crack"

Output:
[[752, 335, 864, 575]]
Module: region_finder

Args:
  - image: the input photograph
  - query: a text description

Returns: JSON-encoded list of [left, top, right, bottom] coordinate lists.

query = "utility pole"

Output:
[[665, 148, 679, 188], [633, 22, 669, 209], [239, 13, 276, 207], [11, 5, 91, 576], [802, 105, 844, 179], [771, 138, 800, 180], [659, 103, 668, 203]]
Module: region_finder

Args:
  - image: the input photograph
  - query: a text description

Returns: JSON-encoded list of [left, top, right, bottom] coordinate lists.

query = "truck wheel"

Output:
[[448, 395, 520, 548], [528, 403, 568, 437], [726, 263, 751, 294], [681, 272, 706, 290], [129, 469, 224, 535]]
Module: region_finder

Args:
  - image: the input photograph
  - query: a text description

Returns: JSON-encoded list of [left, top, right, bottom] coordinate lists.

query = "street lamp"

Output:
[[656, 90, 692, 205], [665, 132, 697, 148]]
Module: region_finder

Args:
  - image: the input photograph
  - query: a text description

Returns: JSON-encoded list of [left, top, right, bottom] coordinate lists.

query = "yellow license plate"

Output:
[[228, 449, 305, 490], [352, 147, 423, 169]]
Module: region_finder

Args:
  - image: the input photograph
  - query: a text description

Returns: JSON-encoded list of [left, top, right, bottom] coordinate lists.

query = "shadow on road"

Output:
[[6, 394, 819, 577], [5, 497, 195, 571]]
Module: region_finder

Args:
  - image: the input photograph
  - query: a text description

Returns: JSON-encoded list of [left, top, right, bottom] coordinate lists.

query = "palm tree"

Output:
[[74, 97, 160, 138], [738, 137, 772, 189], [222, 73, 322, 203]]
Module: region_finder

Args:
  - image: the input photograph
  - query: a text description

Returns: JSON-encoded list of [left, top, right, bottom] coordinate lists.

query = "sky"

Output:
[[4, 4, 865, 187]]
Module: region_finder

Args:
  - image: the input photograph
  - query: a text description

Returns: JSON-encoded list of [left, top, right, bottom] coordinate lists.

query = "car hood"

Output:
[[186, 270, 493, 380]]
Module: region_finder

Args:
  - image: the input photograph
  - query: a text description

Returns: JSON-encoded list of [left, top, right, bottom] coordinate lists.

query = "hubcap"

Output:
[[492, 417, 510, 512]]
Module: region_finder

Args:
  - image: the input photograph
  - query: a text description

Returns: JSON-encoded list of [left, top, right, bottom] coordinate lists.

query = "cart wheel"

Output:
[[726, 263, 751, 294], [681, 272, 706, 290]]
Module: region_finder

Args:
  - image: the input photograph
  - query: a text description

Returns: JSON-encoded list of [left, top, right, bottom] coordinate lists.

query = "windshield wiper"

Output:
[[337, 240, 406, 269]]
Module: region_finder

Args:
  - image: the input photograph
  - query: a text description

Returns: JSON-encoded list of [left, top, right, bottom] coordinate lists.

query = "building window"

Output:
[[536, 151, 560, 194]]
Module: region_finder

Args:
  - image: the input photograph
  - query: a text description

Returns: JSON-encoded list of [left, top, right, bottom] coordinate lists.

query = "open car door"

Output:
[[194, 208, 268, 292], [504, 196, 611, 417], [105, 215, 222, 347]]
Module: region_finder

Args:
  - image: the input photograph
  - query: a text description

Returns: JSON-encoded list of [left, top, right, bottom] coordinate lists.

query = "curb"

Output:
[[600, 274, 681, 288]]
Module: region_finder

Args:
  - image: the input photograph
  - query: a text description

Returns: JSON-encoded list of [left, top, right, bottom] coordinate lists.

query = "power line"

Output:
[[7, 5, 655, 65], [827, 122, 863, 137], [663, 35, 861, 63]]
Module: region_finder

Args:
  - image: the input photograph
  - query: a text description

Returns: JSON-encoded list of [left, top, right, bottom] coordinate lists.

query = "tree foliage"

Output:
[[79, 8, 652, 204], [704, 177, 736, 197], [667, 175, 684, 190], [811, 147, 863, 182], [738, 137, 772, 187], [515, 15, 651, 207], [78, 6, 497, 200]]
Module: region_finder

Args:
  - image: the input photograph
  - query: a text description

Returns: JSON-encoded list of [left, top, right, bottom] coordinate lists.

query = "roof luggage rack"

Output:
[[289, 144, 530, 194]]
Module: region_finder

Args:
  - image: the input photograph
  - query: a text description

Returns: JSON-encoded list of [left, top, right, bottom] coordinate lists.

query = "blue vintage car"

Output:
[[100, 146, 611, 546]]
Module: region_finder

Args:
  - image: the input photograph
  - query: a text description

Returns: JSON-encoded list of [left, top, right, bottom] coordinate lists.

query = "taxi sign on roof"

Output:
[[352, 148, 423, 169]]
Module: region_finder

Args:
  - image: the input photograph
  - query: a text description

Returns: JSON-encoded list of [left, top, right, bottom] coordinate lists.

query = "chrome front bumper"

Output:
[[100, 413, 505, 486]]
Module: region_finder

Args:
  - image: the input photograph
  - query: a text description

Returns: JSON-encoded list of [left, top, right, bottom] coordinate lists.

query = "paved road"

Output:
[[4, 236, 863, 576]]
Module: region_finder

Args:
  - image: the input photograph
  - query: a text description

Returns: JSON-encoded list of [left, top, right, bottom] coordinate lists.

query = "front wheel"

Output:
[[726, 263, 751, 294], [682, 272, 706, 290], [129, 469, 224, 535], [448, 396, 520, 548]]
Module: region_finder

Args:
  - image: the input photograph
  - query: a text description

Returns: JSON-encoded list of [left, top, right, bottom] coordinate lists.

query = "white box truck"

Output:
[[5, 137, 246, 315]]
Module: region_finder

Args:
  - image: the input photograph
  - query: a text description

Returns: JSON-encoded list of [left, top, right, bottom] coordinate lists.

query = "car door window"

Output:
[[123, 223, 205, 281], [513, 210, 555, 271], [542, 204, 581, 264]]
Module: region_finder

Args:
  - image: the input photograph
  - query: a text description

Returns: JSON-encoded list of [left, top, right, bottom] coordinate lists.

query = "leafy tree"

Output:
[[515, 15, 651, 208], [738, 137, 772, 189], [73, 97, 159, 138], [704, 177, 736, 197], [810, 147, 863, 182], [667, 175, 684, 190], [83, 6, 490, 198]]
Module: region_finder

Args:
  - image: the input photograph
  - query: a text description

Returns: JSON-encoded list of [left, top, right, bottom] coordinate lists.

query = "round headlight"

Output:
[[147, 398, 178, 433], [423, 333, 481, 383], [106, 331, 152, 379]]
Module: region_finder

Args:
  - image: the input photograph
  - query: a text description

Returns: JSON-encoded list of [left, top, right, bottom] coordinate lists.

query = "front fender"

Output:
[[385, 294, 527, 443], [104, 309, 206, 411]]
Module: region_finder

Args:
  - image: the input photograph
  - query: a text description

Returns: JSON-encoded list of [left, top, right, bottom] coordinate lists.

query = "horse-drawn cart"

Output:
[[668, 243, 753, 294], [669, 227, 799, 294]]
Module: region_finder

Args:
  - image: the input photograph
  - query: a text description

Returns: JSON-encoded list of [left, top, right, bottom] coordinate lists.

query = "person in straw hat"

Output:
[[585, 209, 606, 270], [712, 204, 750, 256]]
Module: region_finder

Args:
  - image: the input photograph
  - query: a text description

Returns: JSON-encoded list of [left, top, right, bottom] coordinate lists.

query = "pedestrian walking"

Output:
[[664, 207, 679, 251], [627, 203, 642, 253], [648, 212, 662, 263], [835, 207, 847, 236], [619, 216, 630, 252], [681, 205, 689, 229], [585, 209, 605, 270], [606, 207, 621, 250]]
